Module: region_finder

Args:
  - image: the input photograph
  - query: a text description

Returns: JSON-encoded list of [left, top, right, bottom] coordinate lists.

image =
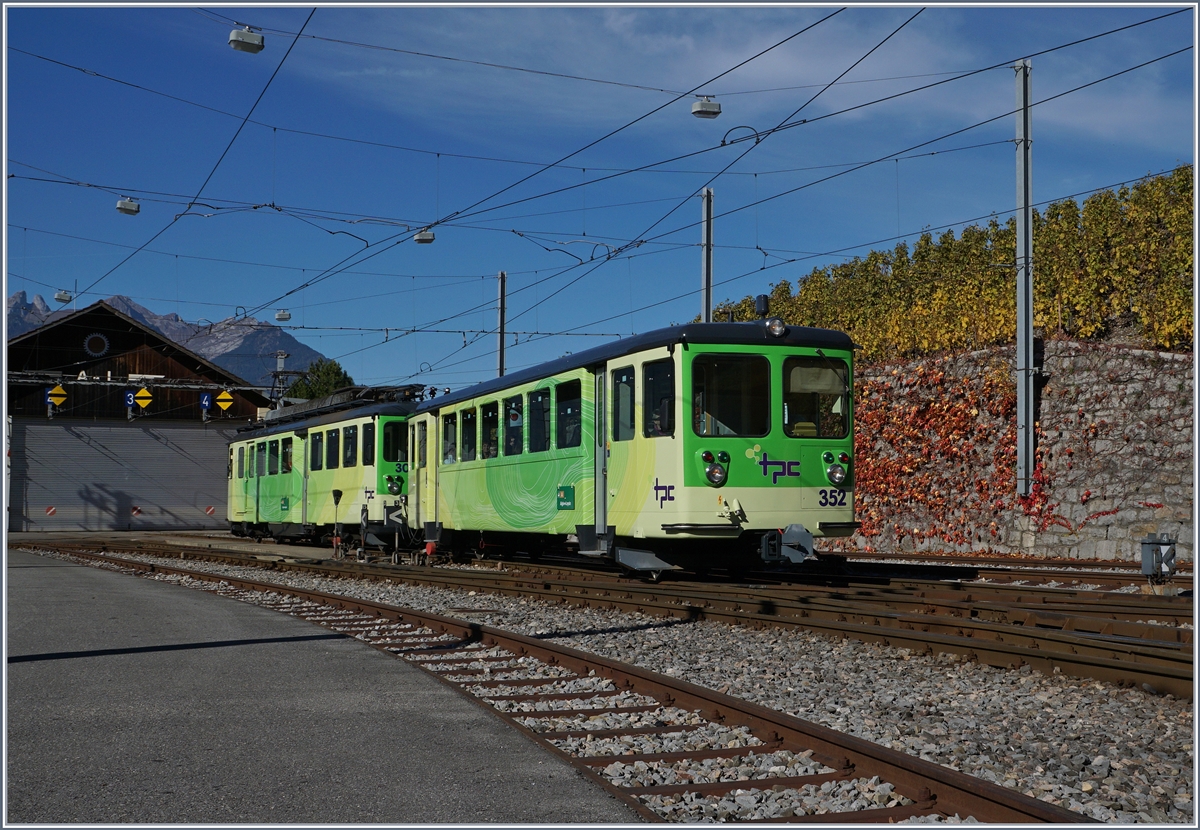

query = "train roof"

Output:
[[236, 395, 418, 437], [418, 320, 853, 413]]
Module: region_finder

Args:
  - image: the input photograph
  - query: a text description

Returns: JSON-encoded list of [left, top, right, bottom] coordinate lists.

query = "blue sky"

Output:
[[5, 4, 1195, 390]]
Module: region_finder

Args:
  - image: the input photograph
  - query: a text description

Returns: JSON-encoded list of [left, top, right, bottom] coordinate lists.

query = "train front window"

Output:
[[256, 442, 267, 477], [282, 438, 293, 473], [268, 440, 279, 475], [783, 357, 848, 439], [383, 422, 408, 463], [691, 354, 769, 437]]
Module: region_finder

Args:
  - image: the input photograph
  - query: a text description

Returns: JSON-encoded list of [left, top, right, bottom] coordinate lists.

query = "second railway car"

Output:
[[408, 317, 858, 575], [228, 387, 420, 553]]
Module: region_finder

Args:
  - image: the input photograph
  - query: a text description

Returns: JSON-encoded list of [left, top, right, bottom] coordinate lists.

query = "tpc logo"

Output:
[[654, 478, 676, 507], [757, 452, 801, 484]]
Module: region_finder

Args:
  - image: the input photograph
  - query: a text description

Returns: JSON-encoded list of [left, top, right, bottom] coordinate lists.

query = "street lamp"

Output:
[[692, 96, 721, 119], [116, 197, 140, 215], [229, 26, 265, 53]]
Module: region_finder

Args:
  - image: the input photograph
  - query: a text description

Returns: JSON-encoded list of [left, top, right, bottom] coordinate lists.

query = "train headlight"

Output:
[[766, 317, 787, 337], [386, 476, 403, 495], [825, 464, 846, 486], [705, 463, 728, 486]]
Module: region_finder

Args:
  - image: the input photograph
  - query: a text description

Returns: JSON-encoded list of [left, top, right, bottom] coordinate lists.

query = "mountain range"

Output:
[[6, 292, 326, 388]]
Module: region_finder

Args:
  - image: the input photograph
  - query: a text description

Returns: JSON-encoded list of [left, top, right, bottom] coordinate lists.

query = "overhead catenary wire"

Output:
[[234, 10, 848, 324], [71, 8, 319, 303], [10, 10, 1189, 380]]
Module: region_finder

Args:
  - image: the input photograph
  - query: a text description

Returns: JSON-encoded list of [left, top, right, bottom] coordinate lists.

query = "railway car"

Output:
[[227, 387, 421, 554], [408, 317, 858, 575]]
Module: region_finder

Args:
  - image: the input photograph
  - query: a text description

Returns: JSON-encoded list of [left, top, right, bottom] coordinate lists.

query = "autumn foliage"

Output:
[[720, 166, 1193, 357]]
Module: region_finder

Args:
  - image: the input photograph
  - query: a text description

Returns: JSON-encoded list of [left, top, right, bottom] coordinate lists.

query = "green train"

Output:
[[229, 318, 858, 574], [227, 387, 423, 553]]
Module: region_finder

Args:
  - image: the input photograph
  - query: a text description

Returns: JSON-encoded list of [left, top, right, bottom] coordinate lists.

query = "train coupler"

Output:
[[760, 524, 815, 565]]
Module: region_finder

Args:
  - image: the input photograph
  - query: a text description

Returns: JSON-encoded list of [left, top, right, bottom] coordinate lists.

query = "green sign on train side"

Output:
[[557, 486, 575, 510]]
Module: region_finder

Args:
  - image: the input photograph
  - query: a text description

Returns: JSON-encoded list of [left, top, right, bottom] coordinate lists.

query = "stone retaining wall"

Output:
[[833, 341, 1193, 563]]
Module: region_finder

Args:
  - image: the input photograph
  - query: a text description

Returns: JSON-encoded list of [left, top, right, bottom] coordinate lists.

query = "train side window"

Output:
[[362, 423, 375, 467], [612, 366, 635, 441], [528, 390, 550, 453], [282, 438, 293, 473], [416, 422, 427, 468], [481, 403, 499, 459], [442, 413, 457, 464], [461, 409, 477, 462], [504, 396, 523, 456], [268, 440, 280, 475], [383, 422, 408, 463], [344, 425, 358, 467], [256, 442, 267, 477], [237, 446, 245, 479], [311, 433, 323, 471], [643, 359, 675, 437], [556, 380, 581, 448], [326, 428, 340, 469]]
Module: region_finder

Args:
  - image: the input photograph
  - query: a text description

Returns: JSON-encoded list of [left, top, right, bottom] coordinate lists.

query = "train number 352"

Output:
[[818, 489, 848, 507]]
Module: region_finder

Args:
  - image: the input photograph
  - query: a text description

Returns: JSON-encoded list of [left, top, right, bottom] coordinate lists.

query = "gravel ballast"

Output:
[[25, 549, 1194, 824]]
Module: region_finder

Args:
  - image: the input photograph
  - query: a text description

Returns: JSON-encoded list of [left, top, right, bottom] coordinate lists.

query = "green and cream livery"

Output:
[[409, 318, 858, 574], [228, 320, 857, 572], [227, 388, 421, 550]]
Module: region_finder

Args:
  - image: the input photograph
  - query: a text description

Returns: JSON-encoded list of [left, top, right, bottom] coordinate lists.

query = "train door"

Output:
[[253, 440, 266, 523], [592, 367, 607, 547], [231, 444, 249, 522], [296, 430, 309, 527], [409, 416, 431, 532]]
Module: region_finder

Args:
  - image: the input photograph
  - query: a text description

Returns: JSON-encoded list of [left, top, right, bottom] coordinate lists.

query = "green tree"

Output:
[[285, 358, 355, 400]]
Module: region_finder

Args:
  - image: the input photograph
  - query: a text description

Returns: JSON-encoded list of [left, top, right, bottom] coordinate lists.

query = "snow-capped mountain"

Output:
[[6, 292, 326, 388]]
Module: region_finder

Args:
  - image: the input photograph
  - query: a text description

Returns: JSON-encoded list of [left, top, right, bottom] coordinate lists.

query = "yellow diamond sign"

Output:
[[216, 390, 233, 411], [134, 387, 153, 409], [46, 385, 67, 407]]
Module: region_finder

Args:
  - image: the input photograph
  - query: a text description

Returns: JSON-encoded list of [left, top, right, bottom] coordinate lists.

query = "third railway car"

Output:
[[408, 317, 858, 575]]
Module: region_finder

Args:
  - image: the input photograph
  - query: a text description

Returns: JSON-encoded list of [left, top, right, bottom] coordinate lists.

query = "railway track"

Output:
[[36, 547, 1091, 824], [23, 539, 1193, 699]]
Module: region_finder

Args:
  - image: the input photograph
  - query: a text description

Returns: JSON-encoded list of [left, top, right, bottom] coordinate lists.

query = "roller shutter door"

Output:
[[9, 418, 242, 531]]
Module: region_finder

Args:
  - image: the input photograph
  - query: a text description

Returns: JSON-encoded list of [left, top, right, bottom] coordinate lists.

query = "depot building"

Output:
[[6, 301, 272, 531]]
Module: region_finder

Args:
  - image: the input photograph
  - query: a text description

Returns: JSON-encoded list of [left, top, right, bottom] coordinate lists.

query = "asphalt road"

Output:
[[5, 548, 641, 824]]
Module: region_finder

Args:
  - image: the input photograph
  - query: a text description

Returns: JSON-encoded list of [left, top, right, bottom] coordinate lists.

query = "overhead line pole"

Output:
[[498, 271, 507, 377], [1015, 60, 1034, 498], [701, 188, 714, 322]]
